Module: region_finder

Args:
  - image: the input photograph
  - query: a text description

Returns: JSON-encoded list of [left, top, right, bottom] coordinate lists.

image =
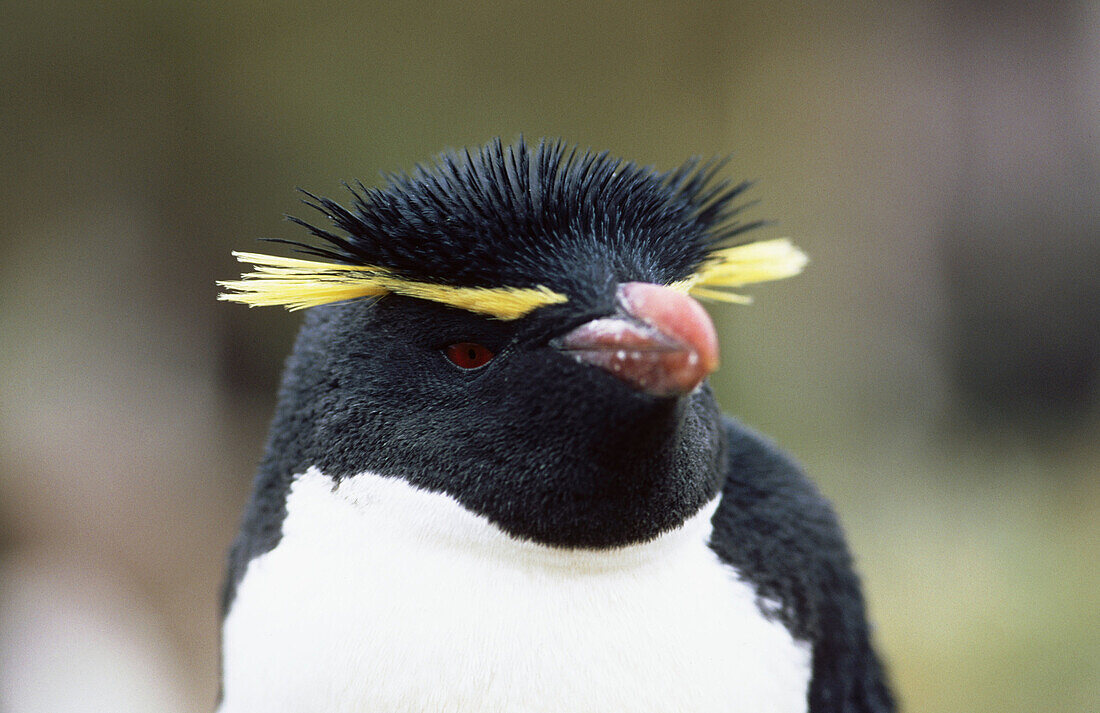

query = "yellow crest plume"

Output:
[[217, 252, 568, 320], [675, 238, 808, 304], [218, 238, 805, 318]]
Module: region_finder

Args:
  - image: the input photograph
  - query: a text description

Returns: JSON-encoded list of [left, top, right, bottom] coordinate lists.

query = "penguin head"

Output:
[[221, 138, 806, 548]]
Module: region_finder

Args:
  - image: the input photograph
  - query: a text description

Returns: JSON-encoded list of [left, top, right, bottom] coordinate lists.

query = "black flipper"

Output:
[[709, 418, 896, 713]]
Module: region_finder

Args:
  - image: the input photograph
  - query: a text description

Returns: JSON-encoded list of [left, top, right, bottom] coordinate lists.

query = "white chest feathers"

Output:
[[220, 468, 811, 713]]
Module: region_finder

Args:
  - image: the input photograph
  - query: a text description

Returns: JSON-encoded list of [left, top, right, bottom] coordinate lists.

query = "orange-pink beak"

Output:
[[555, 282, 719, 397]]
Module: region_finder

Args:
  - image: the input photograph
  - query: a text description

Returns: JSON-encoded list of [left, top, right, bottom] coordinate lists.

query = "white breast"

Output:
[[220, 468, 811, 713]]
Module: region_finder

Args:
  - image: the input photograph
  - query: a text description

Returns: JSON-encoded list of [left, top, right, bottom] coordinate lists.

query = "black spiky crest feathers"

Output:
[[278, 138, 761, 296]]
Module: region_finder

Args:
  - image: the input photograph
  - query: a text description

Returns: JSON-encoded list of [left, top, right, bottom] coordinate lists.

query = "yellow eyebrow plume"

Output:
[[676, 238, 808, 304], [219, 238, 804, 318], [217, 252, 568, 320]]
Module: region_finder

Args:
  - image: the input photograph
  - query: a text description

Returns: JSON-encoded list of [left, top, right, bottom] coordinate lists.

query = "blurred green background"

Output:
[[1, 2, 1097, 711]]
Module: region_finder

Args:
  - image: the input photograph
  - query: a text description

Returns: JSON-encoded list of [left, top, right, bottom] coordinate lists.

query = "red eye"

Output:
[[444, 342, 494, 370]]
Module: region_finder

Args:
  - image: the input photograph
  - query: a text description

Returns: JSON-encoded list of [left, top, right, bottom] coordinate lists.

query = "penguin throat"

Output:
[[317, 467, 722, 566]]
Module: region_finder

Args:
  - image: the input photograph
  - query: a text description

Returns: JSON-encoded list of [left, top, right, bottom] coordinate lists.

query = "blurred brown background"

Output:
[[1, 2, 1098, 711]]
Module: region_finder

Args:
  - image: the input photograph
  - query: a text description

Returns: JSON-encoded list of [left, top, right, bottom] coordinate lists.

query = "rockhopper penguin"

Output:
[[217, 139, 895, 712]]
